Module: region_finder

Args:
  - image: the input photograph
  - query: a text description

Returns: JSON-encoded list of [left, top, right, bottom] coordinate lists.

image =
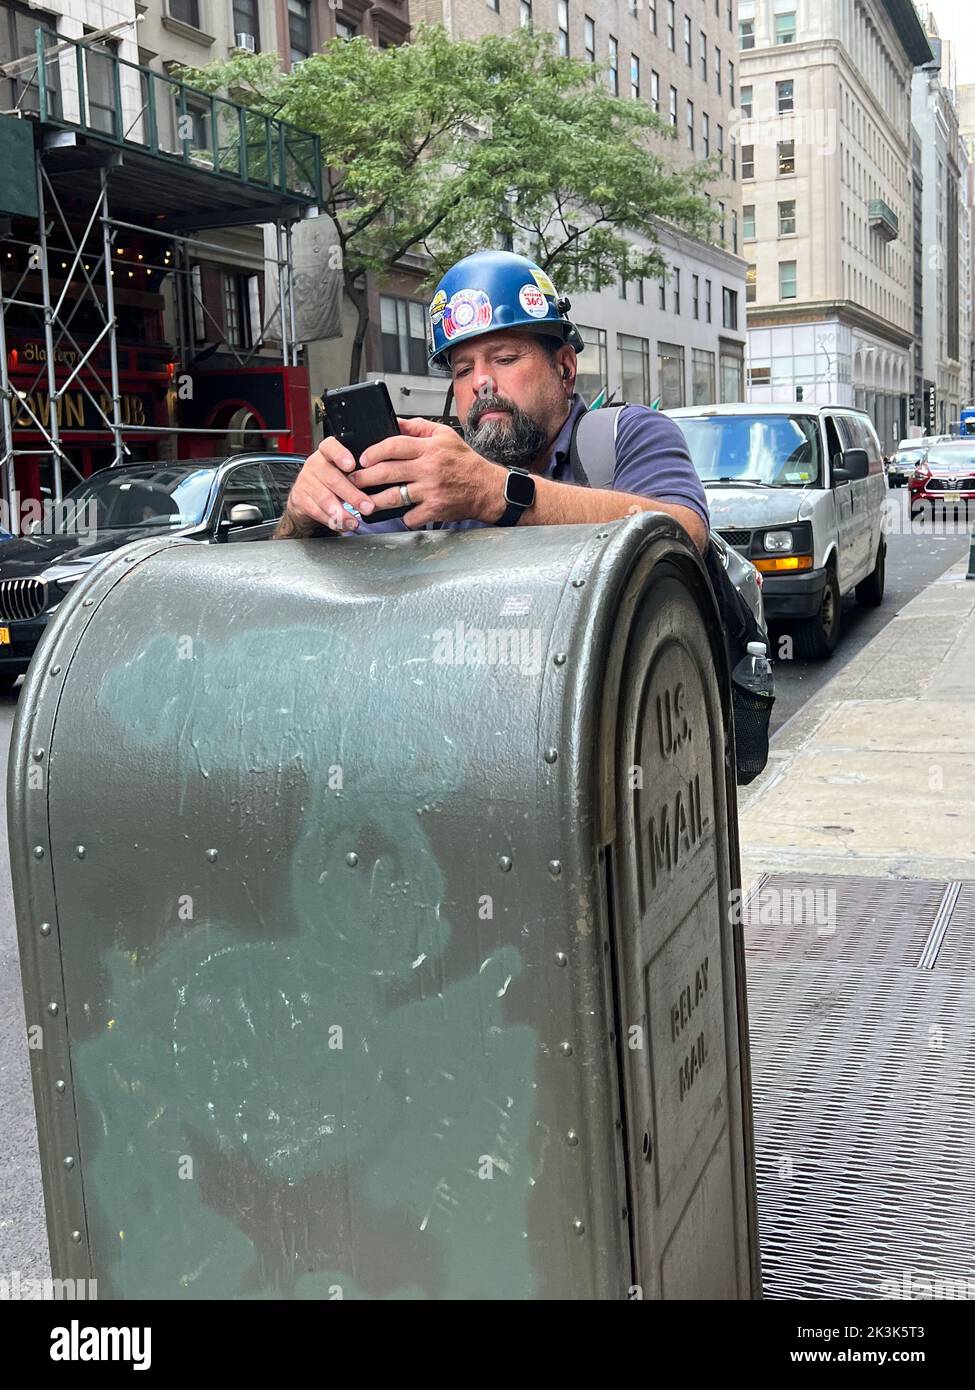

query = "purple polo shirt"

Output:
[[349, 394, 708, 534]]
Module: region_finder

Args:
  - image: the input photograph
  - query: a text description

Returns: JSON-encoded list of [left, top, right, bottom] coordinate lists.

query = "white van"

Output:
[[666, 404, 888, 658]]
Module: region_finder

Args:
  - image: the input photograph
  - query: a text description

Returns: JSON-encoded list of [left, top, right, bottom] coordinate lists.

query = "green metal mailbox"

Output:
[[9, 513, 760, 1299]]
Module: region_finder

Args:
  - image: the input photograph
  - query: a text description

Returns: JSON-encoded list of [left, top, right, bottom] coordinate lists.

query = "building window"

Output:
[[715, 45, 721, 94], [740, 19, 754, 49], [222, 271, 256, 350], [684, 15, 692, 66], [775, 12, 796, 44], [692, 348, 716, 405], [288, 0, 311, 64], [720, 347, 744, 401], [722, 287, 738, 330], [746, 263, 757, 302], [659, 279, 666, 310], [576, 324, 608, 402], [743, 203, 756, 239], [687, 100, 694, 150], [705, 279, 712, 323], [716, 123, 724, 171], [777, 79, 794, 114], [85, 38, 120, 137], [700, 31, 707, 81], [669, 85, 678, 126], [381, 296, 434, 376], [666, 1, 675, 51], [635, 277, 644, 304], [335, 17, 357, 37], [779, 261, 797, 299], [728, 60, 734, 106], [673, 266, 681, 314], [657, 342, 686, 409], [608, 36, 619, 93], [558, 0, 569, 55], [232, 0, 261, 50], [692, 273, 700, 319], [779, 199, 796, 235], [649, 0, 657, 35], [650, 69, 660, 113], [742, 144, 754, 180], [520, 1, 533, 29], [740, 84, 752, 119], [631, 52, 640, 99], [732, 210, 738, 253], [585, 15, 595, 63], [718, 200, 725, 244], [730, 134, 736, 180], [778, 140, 796, 175], [169, 0, 200, 24], [702, 113, 710, 157], [619, 333, 651, 403]]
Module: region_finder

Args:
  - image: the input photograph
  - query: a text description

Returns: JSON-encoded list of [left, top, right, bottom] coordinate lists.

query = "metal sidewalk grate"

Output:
[[931, 883, 975, 973], [746, 874, 975, 1300], [743, 873, 949, 967]]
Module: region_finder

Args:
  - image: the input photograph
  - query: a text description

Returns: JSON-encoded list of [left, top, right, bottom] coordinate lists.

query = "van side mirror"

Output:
[[833, 448, 869, 484]]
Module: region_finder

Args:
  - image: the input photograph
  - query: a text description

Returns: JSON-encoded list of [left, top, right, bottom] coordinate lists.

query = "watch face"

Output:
[[505, 469, 536, 507]]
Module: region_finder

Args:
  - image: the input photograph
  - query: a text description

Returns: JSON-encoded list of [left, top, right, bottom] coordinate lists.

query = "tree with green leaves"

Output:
[[176, 24, 719, 383]]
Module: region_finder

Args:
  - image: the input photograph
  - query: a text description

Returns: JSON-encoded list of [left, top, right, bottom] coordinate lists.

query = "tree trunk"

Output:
[[346, 274, 370, 384]]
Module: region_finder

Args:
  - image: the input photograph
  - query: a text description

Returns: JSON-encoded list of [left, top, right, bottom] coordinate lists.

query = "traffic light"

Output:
[[796, 386, 804, 402]]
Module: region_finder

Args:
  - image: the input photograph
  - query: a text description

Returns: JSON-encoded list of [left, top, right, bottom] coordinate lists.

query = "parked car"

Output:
[[908, 440, 975, 518], [887, 439, 928, 487], [666, 403, 888, 659], [0, 453, 305, 692]]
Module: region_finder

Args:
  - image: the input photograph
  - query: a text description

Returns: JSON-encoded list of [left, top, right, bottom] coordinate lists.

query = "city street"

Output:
[[768, 488, 971, 732]]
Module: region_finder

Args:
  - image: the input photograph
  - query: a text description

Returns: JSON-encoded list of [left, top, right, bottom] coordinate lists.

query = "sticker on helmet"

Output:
[[441, 288, 493, 339], [518, 284, 549, 318], [530, 268, 557, 298], [429, 289, 448, 325]]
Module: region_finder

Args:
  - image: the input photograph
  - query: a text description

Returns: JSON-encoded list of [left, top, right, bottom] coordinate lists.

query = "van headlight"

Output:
[[763, 530, 795, 552]]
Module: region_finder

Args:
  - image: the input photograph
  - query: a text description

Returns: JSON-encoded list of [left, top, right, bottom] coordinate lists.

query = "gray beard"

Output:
[[463, 396, 548, 469]]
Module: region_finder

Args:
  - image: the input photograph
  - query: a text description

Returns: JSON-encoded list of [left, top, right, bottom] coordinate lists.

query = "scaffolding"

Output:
[[0, 26, 320, 525]]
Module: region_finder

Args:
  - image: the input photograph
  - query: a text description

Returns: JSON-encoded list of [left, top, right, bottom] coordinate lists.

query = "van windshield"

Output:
[[678, 414, 823, 488]]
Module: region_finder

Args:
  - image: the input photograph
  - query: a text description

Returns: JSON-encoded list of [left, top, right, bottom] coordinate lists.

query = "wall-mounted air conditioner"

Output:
[[234, 32, 256, 53]]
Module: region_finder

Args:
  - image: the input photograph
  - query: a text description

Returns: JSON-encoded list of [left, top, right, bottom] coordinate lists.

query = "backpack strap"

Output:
[[568, 406, 626, 489]]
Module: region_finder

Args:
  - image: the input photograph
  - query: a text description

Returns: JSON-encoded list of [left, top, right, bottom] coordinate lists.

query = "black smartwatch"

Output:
[[495, 466, 536, 526]]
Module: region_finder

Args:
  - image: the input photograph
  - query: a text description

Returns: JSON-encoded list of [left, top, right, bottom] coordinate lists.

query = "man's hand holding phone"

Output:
[[278, 437, 379, 536], [352, 416, 504, 529], [278, 416, 507, 536]]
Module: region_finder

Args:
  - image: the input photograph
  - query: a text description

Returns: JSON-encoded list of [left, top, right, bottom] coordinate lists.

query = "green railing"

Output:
[[33, 27, 321, 204]]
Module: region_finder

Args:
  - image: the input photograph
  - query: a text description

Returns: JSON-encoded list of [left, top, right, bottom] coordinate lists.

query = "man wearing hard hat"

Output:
[[277, 250, 708, 552]]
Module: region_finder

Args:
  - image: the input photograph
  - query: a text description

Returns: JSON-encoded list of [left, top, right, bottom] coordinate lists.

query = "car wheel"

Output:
[[793, 565, 841, 660], [856, 537, 886, 608]]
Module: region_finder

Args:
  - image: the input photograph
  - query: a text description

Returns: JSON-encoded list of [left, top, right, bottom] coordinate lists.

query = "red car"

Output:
[[909, 442, 975, 517]]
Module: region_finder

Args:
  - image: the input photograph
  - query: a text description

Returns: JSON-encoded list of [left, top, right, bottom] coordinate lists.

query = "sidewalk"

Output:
[[738, 554, 975, 889], [739, 555, 975, 1300]]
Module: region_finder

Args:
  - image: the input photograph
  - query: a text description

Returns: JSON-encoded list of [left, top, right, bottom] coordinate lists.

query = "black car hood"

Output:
[[0, 526, 193, 580]]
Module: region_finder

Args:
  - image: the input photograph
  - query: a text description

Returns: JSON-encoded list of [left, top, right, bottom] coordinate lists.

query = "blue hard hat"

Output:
[[427, 250, 585, 369]]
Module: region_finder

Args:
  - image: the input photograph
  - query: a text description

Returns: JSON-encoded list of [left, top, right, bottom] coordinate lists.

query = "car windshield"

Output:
[[57, 467, 217, 532], [896, 448, 925, 459], [677, 414, 822, 487], [925, 447, 975, 469]]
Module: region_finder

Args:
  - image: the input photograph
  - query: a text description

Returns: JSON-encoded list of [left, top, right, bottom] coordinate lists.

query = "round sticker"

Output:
[[442, 288, 493, 339], [519, 283, 549, 318]]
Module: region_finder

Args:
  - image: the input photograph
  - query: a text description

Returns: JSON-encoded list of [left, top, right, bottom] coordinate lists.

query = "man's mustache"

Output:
[[467, 394, 518, 430]]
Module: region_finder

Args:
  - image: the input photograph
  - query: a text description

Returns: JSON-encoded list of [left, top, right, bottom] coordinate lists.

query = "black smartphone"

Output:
[[322, 380, 409, 521]]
